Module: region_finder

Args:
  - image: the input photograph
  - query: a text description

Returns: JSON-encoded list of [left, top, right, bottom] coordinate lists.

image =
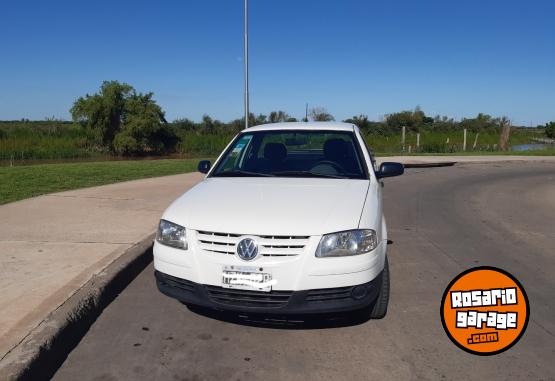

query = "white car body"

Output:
[[154, 122, 401, 316]]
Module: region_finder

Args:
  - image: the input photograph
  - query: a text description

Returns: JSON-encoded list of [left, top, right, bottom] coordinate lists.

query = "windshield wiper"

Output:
[[213, 170, 275, 177], [271, 170, 352, 179]]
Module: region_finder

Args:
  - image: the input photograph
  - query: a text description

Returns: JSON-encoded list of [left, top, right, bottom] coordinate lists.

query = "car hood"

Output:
[[162, 177, 370, 236]]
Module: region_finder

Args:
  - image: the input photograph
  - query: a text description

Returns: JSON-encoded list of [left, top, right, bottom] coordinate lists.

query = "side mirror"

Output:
[[376, 162, 404, 179], [198, 160, 211, 174]]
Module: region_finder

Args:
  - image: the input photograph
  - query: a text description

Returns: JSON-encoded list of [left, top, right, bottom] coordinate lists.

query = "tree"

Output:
[[344, 114, 370, 129], [344, 114, 390, 134], [241, 113, 265, 127], [385, 107, 426, 132], [173, 118, 197, 133], [545, 122, 555, 139], [71, 81, 176, 155], [71, 81, 132, 147], [309, 107, 334, 121], [200, 114, 216, 134], [268, 110, 291, 123], [113, 91, 177, 154], [459, 113, 497, 133], [254, 114, 267, 125]]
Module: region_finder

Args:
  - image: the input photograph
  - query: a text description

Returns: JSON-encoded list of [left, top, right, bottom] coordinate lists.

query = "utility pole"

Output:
[[243, 0, 249, 129]]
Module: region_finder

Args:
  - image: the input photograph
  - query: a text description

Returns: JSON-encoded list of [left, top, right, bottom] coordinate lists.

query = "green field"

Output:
[[1, 120, 553, 204], [364, 129, 539, 153], [0, 158, 209, 205], [0, 121, 99, 161], [1, 144, 554, 205], [1, 120, 552, 164]]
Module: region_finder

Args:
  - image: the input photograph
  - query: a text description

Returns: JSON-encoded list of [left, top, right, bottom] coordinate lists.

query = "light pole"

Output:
[[243, 0, 249, 129]]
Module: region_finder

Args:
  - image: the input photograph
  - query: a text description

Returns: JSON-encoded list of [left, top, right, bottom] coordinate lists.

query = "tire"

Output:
[[370, 255, 390, 319]]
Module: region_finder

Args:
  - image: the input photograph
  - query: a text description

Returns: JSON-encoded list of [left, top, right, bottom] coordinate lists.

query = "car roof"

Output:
[[242, 122, 357, 133]]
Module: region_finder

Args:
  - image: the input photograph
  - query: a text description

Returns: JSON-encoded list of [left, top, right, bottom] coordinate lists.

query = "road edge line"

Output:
[[0, 233, 155, 381]]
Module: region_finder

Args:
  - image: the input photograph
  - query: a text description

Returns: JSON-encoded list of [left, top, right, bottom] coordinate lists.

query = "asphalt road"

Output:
[[53, 162, 555, 381]]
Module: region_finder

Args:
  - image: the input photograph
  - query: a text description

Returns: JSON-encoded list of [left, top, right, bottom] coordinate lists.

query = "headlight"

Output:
[[156, 219, 187, 250], [316, 229, 377, 257]]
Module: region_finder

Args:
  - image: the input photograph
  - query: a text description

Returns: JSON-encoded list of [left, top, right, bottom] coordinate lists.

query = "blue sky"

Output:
[[1, 0, 553, 125]]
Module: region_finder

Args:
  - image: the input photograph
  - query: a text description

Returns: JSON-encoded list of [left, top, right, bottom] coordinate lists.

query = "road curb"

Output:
[[0, 234, 155, 381], [403, 162, 457, 168]]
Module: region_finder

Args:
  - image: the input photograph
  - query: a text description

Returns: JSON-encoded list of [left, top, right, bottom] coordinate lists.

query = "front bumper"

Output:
[[155, 270, 382, 315]]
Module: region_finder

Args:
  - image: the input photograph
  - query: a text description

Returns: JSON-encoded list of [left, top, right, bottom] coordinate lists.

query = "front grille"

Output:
[[196, 230, 309, 257], [305, 286, 352, 303], [205, 285, 293, 308]]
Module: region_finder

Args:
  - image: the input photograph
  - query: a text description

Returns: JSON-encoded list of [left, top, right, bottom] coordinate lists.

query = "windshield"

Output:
[[211, 130, 368, 179]]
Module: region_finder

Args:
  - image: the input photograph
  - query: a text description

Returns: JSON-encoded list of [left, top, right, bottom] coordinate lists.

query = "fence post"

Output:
[[498, 120, 511, 151], [473, 133, 479, 149], [401, 126, 406, 152], [463, 129, 467, 151], [416, 132, 420, 150]]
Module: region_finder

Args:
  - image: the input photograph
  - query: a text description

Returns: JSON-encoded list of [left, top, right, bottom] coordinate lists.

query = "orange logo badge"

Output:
[[440, 266, 529, 355]]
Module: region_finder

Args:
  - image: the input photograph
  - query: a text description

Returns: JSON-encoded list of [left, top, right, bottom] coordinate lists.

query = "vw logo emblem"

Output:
[[236, 238, 259, 261]]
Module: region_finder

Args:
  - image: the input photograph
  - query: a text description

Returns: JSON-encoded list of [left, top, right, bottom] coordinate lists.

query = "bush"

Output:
[[176, 132, 233, 157], [545, 122, 555, 139], [0, 121, 99, 161], [71, 81, 175, 155]]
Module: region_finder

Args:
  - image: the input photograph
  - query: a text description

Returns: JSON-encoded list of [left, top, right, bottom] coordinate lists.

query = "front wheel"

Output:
[[370, 256, 390, 319]]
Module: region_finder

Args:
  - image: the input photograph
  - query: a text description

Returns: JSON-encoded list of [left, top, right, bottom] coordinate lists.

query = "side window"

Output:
[[219, 135, 253, 171]]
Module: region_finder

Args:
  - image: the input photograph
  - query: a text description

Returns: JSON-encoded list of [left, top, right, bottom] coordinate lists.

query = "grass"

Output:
[[363, 130, 537, 153], [176, 132, 234, 157], [1, 123, 553, 204], [0, 121, 99, 161], [1, 144, 553, 205], [0, 158, 210, 205]]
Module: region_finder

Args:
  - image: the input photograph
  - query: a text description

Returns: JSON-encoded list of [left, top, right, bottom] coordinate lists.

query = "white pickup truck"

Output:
[[154, 122, 403, 318]]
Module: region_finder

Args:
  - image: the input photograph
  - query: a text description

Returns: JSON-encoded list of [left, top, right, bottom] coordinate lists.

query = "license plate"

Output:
[[222, 265, 273, 292]]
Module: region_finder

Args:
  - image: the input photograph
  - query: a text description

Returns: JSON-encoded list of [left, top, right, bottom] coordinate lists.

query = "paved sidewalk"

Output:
[[0, 172, 204, 359], [383, 155, 555, 164], [1, 155, 554, 362]]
